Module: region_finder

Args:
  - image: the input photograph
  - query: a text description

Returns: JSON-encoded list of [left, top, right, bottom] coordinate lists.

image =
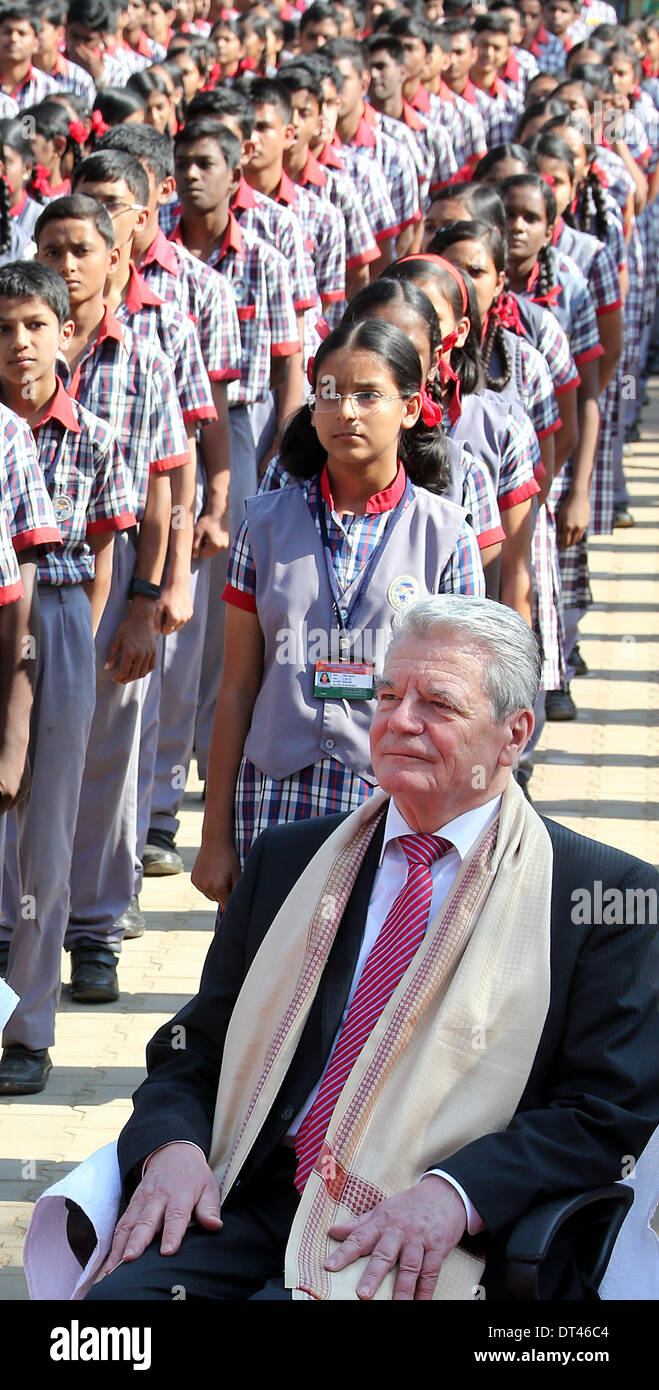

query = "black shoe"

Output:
[[115, 895, 145, 940], [625, 421, 640, 443], [569, 645, 588, 677], [142, 828, 184, 876], [0, 1045, 52, 1095], [70, 942, 119, 1003], [613, 505, 635, 528], [0, 940, 9, 977], [545, 686, 577, 721]]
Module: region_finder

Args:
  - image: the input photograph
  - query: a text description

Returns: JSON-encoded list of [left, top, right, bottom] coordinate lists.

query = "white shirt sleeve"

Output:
[[421, 1169, 485, 1236]]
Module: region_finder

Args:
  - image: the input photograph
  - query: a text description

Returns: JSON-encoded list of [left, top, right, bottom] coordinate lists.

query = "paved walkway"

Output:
[[1, 393, 657, 1299]]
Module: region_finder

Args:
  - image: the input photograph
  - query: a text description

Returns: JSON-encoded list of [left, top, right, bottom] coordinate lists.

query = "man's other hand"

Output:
[[102, 1142, 222, 1274], [325, 1174, 467, 1300]]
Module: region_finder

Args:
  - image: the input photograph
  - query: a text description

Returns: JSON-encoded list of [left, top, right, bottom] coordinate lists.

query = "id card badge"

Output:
[[313, 661, 375, 701]]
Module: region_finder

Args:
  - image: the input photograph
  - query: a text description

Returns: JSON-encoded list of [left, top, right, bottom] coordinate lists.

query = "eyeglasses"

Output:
[[308, 390, 405, 414], [96, 197, 146, 218]]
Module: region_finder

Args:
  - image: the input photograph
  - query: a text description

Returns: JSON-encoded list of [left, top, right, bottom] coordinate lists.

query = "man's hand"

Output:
[[325, 1175, 467, 1301], [155, 579, 194, 635], [104, 598, 158, 684], [102, 1143, 222, 1274], [192, 511, 230, 560]]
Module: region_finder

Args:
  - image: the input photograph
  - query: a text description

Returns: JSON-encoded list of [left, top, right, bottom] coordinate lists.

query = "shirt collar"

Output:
[[31, 377, 81, 434], [350, 106, 378, 148], [9, 189, 27, 218], [459, 77, 478, 106], [141, 227, 180, 274], [317, 140, 344, 170], [171, 210, 244, 259], [275, 168, 298, 207], [501, 53, 520, 83], [380, 794, 502, 867], [408, 81, 431, 114], [123, 261, 164, 312], [320, 459, 407, 515], [472, 72, 507, 100], [401, 97, 427, 130], [232, 174, 258, 210], [3, 64, 35, 97], [296, 151, 327, 189], [96, 304, 125, 345]]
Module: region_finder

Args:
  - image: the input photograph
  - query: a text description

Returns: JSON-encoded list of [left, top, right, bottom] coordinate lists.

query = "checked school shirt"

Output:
[[114, 263, 216, 428], [139, 230, 241, 384]]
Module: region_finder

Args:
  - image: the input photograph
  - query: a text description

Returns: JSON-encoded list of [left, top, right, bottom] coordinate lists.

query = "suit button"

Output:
[[324, 738, 335, 750], [280, 1106, 295, 1122]]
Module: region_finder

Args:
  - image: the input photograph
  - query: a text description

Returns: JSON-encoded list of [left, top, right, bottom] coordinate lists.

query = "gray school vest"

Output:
[[244, 482, 466, 782], [450, 390, 513, 492]]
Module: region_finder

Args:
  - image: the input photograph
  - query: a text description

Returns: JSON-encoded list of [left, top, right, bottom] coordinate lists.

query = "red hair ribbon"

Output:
[[641, 56, 652, 78], [532, 283, 562, 308], [69, 118, 89, 144], [420, 387, 444, 426], [306, 353, 315, 386], [89, 111, 107, 139], [437, 364, 462, 426], [397, 253, 469, 315], [539, 171, 556, 188], [33, 163, 53, 197], [493, 291, 524, 336]]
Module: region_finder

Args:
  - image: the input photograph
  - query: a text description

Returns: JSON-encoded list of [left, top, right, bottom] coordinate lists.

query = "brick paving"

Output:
[[1, 393, 657, 1299]]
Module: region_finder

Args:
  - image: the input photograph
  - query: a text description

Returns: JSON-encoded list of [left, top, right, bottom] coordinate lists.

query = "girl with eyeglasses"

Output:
[[191, 319, 484, 908]]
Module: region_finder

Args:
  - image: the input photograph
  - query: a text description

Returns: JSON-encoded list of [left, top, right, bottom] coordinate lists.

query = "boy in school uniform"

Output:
[[0, 4, 58, 109], [0, 389, 61, 821], [170, 118, 301, 782], [33, 195, 189, 1007], [0, 261, 136, 1094]]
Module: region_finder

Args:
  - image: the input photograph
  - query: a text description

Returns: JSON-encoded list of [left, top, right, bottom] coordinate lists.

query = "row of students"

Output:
[[0, 2, 655, 1093]]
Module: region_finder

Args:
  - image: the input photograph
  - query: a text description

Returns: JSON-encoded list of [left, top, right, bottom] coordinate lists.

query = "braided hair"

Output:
[[381, 255, 484, 400], [0, 173, 11, 255], [280, 318, 452, 496], [500, 172, 557, 301], [24, 100, 87, 187], [428, 221, 512, 394], [542, 114, 612, 241]]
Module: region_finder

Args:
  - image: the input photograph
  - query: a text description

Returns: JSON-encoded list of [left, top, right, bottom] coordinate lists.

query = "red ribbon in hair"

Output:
[[642, 56, 652, 78], [420, 387, 444, 427], [89, 112, 108, 138], [33, 163, 53, 197], [492, 291, 524, 336], [69, 118, 89, 144], [539, 171, 556, 188], [306, 354, 315, 386]]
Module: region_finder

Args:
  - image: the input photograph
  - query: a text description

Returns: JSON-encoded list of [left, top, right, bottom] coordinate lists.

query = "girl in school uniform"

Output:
[[191, 318, 485, 907]]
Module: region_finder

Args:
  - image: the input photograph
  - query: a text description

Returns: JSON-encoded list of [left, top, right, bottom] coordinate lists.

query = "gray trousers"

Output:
[[134, 555, 211, 888], [194, 405, 257, 782], [1, 586, 95, 1049], [66, 530, 142, 951]]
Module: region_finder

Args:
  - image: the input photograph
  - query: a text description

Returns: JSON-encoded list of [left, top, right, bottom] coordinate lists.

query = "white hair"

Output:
[[389, 596, 541, 722]]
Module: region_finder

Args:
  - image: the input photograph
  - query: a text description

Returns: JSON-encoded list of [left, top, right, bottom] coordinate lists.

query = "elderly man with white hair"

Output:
[[85, 596, 659, 1302]]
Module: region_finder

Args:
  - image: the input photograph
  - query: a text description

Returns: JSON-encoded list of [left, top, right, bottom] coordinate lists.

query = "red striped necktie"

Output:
[[293, 832, 452, 1193]]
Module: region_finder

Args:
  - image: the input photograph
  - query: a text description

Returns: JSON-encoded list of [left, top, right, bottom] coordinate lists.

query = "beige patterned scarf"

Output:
[[208, 777, 553, 1299]]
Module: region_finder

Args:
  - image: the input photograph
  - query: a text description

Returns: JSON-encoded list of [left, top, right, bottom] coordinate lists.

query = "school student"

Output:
[[0, 262, 136, 1094], [33, 195, 189, 1004], [191, 319, 485, 909], [0, 4, 57, 110]]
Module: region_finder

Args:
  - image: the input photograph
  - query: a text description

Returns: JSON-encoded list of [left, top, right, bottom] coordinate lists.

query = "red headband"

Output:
[[397, 253, 469, 315]]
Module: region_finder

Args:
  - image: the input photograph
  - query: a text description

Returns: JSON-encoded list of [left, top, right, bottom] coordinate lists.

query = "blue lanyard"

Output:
[[315, 476, 413, 657]]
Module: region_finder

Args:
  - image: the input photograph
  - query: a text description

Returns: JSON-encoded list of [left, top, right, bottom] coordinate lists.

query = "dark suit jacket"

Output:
[[118, 810, 659, 1294]]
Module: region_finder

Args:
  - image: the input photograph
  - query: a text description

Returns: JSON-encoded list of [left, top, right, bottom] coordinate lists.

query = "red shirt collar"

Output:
[[529, 26, 550, 56], [296, 151, 327, 189], [123, 32, 152, 57], [401, 97, 427, 131], [47, 178, 71, 197], [232, 174, 258, 211], [141, 227, 180, 274], [123, 262, 164, 312], [350, 106, 378, 149], [317, 140, 344, 170], [51, 52, 67, 77], [170, 209, 244, 259], [96, 304, 125, 345], [320, 460, 406, 514], [501, 53, 520, 83], [472, 71, 507, 100], [552, 215, 565, 244], [275, 168, 299, 207], [408, 81, 431, 114], [9, 188, 27, 219], [3, 64, 35, 97], [32, 376, 81, 434], [458, 77, 478, 106]]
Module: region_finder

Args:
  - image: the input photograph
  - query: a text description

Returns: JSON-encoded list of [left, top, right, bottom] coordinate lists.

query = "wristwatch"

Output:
[[129, 577, 161, 601]]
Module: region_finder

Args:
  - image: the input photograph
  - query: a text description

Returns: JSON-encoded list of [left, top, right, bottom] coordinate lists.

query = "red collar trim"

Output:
[[552, 215, 565, 244], [32, 377, 81, 434], [124, 262, 164, 312], [171, 210, 244, 258], [317, 140, 344, 170], [96, 305, 125, 345], [401, 97, 427, 131], [459, 77, 478, 106], [47, 178, 71, 197], [350, 108, 378, 148], [232, 174, 258, 210], [501, 54, 520, 83], [9, 188, 27, 218], [437, 77, 454, 104], [51, 52, 66, 76], [320, 459, 406, 514], [275, 168, 298, 207], [124, 32, 152, 57], [297, 152, 327, 189], [4, 64, 35, 97], [361, 101, 378, 127], [141, 227, 180, 274], [472, 72, 507, 100], [408, 82, 431, 114]]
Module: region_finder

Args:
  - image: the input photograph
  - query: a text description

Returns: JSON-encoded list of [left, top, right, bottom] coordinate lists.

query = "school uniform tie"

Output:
[[293, 831, 452, 1194]]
